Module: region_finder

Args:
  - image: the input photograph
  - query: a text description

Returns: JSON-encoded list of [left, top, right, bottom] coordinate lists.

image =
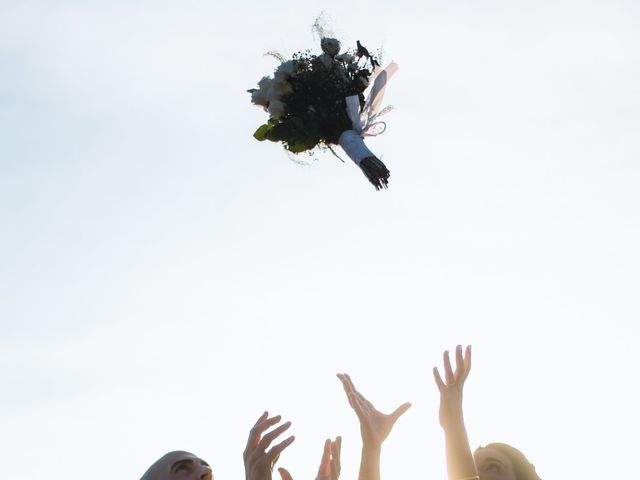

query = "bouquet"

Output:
[[248, 36, 398, 190]]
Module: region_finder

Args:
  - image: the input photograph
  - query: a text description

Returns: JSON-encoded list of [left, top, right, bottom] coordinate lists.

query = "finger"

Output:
[[342, 373, 359, 396], [344, 373, 356, 390], [464, 345, 472, 378], [433, 367, 446, 391], [258, 421, 292, 452], [341, 375, 374, 411], [337, 374, 356, 409], [317, 439, 331, 477], [332, 436, 342, 469], [245, 411, 272, 451], [351, 386, 374, 412], [266, 435, 295, 463], [338, 374, 358, 410], [254, 411, 269, 427], [331, 437, 342, 480], [443, 350, 454, 384], [454, 345, 464, 380], [252, 415, 283, 441], [345, 376, 375, 413], [348, 393, 368, 422], [278, 467, 294, 480], [390, 402, 412, 422], [354, 391, 373, 413], [341, 373, 360, 399], [330, 457, 339, 480]]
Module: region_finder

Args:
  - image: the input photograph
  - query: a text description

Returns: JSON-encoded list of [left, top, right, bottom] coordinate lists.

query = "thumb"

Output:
[[278, 467, 294, 480], [390, 402, 412, 422]]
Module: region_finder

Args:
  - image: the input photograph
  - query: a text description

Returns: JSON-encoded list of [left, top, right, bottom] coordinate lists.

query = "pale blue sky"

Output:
[[1, 1, 639, 479]]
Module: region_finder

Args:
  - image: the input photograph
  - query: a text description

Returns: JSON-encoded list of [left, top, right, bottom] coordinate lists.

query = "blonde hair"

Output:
[[476, 443, 541, 480]]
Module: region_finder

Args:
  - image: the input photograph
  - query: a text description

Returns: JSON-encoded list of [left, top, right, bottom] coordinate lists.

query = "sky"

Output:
[[1, 1, 639, 479]]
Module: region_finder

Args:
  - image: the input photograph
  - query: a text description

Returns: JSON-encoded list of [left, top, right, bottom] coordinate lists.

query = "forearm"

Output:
[[442, 418, 477, 480], [358, 442, 382, 480]]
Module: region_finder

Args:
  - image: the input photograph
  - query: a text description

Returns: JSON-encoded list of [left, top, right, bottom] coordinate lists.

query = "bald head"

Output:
[[141, 451, 212, 480]]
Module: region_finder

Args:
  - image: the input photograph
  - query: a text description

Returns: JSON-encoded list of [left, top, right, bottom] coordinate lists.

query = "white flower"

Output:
[[251, 76, 273, 107], [268, 99, 286, 119], [269, 78, 293, 99], [276, 60, 297, 77], [320, 37, 341, 56], [336, 53, 355, 64], [318, 53, 333, 69]]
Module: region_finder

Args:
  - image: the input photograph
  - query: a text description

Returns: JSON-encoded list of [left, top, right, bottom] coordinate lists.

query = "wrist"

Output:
[[441, 413, 466, 430], [361, 441, 382, 456]]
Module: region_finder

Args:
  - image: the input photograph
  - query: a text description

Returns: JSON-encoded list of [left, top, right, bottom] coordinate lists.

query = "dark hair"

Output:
[[475, 443, 541, 480]]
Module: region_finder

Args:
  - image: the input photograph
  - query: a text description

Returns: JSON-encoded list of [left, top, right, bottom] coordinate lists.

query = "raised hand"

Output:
[[337, 373, 410, 480], [433, 345, 472, 428], [244, 412, 295, 480], [433, 345, 478, 480], [337, 373, 411, 447], [277, 437, 341, 480]]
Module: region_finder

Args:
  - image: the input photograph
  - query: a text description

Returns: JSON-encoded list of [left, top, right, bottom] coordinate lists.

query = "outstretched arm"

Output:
[[337, 373, 411, 480], [433, 345, 478, 480]]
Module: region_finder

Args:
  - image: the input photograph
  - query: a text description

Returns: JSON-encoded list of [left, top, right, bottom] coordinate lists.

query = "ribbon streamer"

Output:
[[344, 62, 399, 137]]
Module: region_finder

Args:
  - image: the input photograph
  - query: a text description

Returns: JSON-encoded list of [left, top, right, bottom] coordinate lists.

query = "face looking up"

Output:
[[141, 451, 213, 480], [474, 447, 517, 480]]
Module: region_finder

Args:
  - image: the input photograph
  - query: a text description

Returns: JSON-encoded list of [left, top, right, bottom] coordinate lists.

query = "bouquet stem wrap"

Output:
[[338, 130, 375, 166], [340, 62, 398, 190]]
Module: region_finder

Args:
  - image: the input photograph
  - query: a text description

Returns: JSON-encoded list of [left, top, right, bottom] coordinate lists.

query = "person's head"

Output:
[[140, 451, 213, 480], [474, 443, 541, 480]]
